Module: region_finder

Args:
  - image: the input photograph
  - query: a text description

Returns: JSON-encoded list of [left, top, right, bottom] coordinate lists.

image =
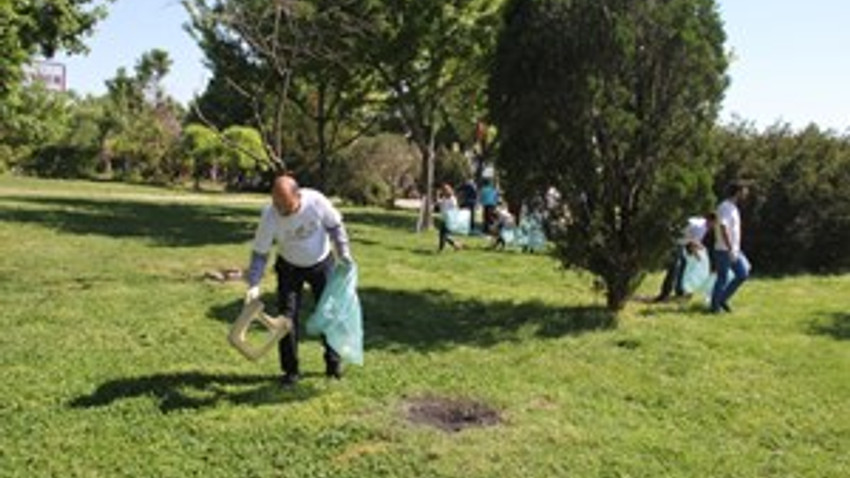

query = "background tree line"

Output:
[[1, 0, 848, 309]]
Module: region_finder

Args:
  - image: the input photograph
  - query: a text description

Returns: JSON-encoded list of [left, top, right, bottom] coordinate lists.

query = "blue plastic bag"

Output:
[[681, 248, 712, 295], [682, 249, 750, 299], [444, 209, 471, 235], [518, 214, 546, 250], [306, 262, 364, 365]]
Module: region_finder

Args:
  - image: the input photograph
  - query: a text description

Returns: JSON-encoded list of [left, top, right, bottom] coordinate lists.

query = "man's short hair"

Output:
[[726, 180, 751, 198]]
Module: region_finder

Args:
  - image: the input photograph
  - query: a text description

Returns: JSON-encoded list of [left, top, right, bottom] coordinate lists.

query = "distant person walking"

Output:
[[711, 182, 751, 313], [457, 179, 478, 232], [436, 183, 463, 251], [479, 179, 499, 233]]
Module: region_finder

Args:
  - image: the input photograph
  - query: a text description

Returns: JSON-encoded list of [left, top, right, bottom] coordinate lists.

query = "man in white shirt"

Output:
[[245, 175, 353, 386], [654, 212, 717, 302], [711, 182, 750, 313]]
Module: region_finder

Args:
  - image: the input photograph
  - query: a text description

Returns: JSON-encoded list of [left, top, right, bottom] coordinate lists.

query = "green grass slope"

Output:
[[1, 177, 848, 477]]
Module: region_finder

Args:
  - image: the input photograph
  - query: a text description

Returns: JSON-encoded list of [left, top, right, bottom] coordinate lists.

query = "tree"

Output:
[[364, 0, 502, 229], [0, 83, 73, 172], [713, 121, 850, 274], [180, 123, 221, 188], [489, 0, 728, 310], [332, 133, 421, 206], [0, 0, 110, 97], [184, 0, 372, 174], [220, 125, 270, 189], [101, 50, 182, 181]]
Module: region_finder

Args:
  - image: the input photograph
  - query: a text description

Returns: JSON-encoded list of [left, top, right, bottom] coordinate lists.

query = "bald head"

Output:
[[272, 175, 301, 216]]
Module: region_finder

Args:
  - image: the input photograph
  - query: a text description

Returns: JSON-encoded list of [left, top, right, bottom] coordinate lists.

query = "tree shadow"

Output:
[[361, 288, 614, 352], [206, 288, 615, 353], [636, 300, 708, 318], [0, 196, 257, 247], [68, 371, 319, 414], [808, 312, 850, 341], [344, 209, 418, 232]]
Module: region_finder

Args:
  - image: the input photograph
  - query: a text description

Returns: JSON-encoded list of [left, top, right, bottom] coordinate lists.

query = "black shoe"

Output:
[[325, 363, 342, 380], [720, 302, 732, 313], [280, 373, 300, 387]]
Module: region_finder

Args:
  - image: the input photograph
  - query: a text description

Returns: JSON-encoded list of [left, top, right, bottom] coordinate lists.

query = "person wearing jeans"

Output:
[[711, 182, 750, 313], [711, 248, 749, 312]]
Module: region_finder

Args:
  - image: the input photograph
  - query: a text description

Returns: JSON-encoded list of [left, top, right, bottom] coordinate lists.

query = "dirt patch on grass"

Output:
[[405, 396, 501, 432]]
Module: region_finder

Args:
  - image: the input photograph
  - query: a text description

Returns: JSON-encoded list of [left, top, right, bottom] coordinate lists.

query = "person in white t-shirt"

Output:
[[654, 212, 717, 302], [436, 183, 463, 251], [244, 175, 353, 386], [711, 182, 750, 313]]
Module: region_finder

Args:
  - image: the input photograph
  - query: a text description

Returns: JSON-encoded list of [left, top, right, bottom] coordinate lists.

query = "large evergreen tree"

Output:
[[489, 0, 728, 310]]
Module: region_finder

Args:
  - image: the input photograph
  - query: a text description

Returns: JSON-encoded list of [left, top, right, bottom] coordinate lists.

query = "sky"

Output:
[[53, 0, 850, 132]]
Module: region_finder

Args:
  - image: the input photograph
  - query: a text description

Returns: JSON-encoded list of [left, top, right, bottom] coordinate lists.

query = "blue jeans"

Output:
[[711, 250, 750, 311]]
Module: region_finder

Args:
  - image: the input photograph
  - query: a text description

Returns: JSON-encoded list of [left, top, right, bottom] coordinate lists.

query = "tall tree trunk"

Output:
[[416, 131, 436, 232]]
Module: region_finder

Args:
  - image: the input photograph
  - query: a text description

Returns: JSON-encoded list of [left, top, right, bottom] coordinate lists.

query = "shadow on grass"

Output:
[[344, 209, 418, 232], [809, 312, 850, 341], [208, 287, 616, 353], [69, 371, 318, 413], [636, 300, 709, 318], [0, 196, 257, 247]]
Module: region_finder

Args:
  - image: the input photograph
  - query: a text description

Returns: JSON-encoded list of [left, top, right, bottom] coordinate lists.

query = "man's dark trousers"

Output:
[[275, 254, 340, 375], [657, 246, 687, 300]]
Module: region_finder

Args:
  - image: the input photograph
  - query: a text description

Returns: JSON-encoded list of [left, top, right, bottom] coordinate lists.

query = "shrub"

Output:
[[332, 134, 421, 206]]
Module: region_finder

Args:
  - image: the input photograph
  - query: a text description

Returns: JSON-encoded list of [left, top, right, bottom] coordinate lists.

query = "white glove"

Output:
[[730, 249, 740, 263], [244, 285, 260, 304]]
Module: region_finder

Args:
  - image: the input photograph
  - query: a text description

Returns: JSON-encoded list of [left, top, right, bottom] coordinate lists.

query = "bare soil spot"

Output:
[[405, 396, 501, 433]]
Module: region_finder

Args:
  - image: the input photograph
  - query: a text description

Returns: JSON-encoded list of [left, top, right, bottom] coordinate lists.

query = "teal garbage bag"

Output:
[[681, 248, 712, 295], [518, 214, 546, 251], [444, 209, 471, 235], [500, 226, 516, 244], [682, 249, 751, 299], [306, 262, 364, 365]]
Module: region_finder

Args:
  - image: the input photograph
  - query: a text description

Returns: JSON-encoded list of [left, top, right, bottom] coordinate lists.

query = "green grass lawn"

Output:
[[1, 176, 848, 477]]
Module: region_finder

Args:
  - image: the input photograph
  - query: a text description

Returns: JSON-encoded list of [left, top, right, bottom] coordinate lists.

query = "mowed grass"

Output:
[[1, 176, 848, 477]]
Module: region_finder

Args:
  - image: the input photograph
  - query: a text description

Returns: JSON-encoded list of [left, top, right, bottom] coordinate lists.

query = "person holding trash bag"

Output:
[[654, 212, 717, 302], [244, 174, 353, 386], [436, 183, 464, 251]]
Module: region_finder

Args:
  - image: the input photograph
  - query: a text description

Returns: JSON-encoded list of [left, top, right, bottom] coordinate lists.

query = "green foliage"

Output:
[[220, 125, 271, 189], [435, 146, 473, 188], [184, 0, 370, 170], [100, 51, 182, 182], [1, 83, 74, 172], [0, 177, 849, 477], [332, 133, 420, 206], [490, 0, 727, 309], [0, 0, 110, 97], [180, 123, 222, 185], [350, 0, 503, 224], [713, 121, 850, 273]]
